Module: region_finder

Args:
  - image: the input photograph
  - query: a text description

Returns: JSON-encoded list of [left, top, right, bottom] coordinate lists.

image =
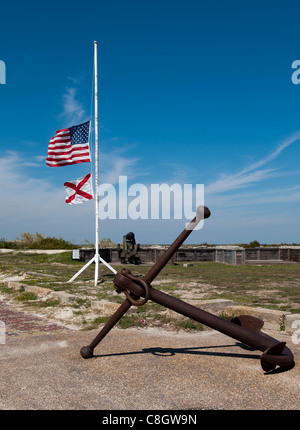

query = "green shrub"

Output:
[[0, 233, 79, 250]]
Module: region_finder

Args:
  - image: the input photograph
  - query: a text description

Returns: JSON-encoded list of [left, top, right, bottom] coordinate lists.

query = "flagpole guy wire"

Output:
[[67, 42, 117, 286]]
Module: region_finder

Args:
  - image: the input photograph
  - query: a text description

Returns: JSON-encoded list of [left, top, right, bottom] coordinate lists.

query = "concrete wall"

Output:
[[280, 248, 300, 262], [77, 247, 300, 265], [245, 248, 280, 261]]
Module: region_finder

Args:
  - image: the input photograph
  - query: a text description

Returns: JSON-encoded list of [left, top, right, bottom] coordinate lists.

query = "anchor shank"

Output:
[[144, 206, 210, 284], [151, 288, 275, 352]]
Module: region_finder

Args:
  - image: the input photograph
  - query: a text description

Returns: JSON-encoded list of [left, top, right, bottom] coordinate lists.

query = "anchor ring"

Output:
[[120, 269, 150, 306]]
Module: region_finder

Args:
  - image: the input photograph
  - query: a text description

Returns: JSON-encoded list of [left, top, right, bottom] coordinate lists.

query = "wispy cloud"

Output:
[[205, 168, 277, 195], [59, 87, 87, 125], [99, 143, 150, 185], [205, 132, 300, 196], [206, 184, 300, 211], [200, 133, 300, 241], [100, 152, 140, 184], [238, 132, 300, 175]]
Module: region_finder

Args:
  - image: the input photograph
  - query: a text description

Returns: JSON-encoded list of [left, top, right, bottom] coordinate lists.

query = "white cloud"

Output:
[[59, 87, 87, 125], [205, 168, 277, 195], [99, 143, 150, 185], [239, 132, 300, 175], [100, 152, 140, 185], [205, 132, 300, 196]]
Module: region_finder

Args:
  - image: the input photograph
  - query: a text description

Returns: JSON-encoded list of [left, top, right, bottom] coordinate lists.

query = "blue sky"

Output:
[[1, 0, 300, 245]]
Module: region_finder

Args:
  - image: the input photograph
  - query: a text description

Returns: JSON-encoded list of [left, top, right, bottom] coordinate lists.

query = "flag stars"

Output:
[[46, 121, 91, 166], [69, 121, 90, 146]]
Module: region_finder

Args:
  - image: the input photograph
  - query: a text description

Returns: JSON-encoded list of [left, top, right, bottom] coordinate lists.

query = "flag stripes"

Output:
[[46, 121, 91, 167]]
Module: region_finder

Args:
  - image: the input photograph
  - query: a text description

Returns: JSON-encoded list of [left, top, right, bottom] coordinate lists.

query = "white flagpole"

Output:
[[94, 41, 100, 286], [67, 42, 117, 285]]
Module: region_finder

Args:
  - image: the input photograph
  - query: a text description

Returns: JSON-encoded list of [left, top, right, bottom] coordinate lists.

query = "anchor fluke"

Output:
[[230, 315, 264, 333], [260, 342, 295, 372]]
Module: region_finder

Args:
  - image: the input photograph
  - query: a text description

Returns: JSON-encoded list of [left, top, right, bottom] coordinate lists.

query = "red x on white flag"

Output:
[[64, 173, 94, 205]]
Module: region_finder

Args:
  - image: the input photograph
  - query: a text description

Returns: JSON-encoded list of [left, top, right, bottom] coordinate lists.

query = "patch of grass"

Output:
[[152, 283, 178, 292], [96, 291, 123, 303], [0, 284, 14, 294], [283, 307, 300, 314], [175, 319, 203, 331], [277, 287, 300, 297], [117, 315, 141, 329], [160, 262, 300, 289], [218, 312, 235, 320], [14, 292, 37, 301], [280, 322, 286, 331], [84, 316, 111, 330], [72, 298, 90, 308], [28, 299, 61, 308], [152, 313, 171, 323]]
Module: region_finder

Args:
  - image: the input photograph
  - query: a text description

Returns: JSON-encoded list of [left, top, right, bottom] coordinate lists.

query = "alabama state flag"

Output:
[[64, 173, 94, 205]]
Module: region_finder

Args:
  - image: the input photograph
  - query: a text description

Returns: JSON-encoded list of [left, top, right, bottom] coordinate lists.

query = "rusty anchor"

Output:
[[80, 206, 295, 372]]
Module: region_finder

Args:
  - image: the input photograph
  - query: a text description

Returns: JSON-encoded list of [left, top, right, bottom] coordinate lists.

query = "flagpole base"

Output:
[[67, 255, 96, 283], [67, 253, 117, 284]]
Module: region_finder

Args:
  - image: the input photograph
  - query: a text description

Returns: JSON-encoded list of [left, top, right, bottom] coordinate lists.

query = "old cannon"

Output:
[[80, 206, 295, 372], [118, 232, 141, 265]]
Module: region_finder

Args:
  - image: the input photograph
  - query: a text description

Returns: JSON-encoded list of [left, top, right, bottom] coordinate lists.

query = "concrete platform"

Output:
[[0, 327, 299, 410]]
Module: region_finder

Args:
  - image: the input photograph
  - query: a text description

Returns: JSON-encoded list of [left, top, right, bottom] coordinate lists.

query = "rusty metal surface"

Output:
[[80, 205, 295, 372]]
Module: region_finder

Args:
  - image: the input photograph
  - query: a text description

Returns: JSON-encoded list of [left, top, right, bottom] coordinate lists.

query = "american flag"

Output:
[[46, 121, 91, 167]]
